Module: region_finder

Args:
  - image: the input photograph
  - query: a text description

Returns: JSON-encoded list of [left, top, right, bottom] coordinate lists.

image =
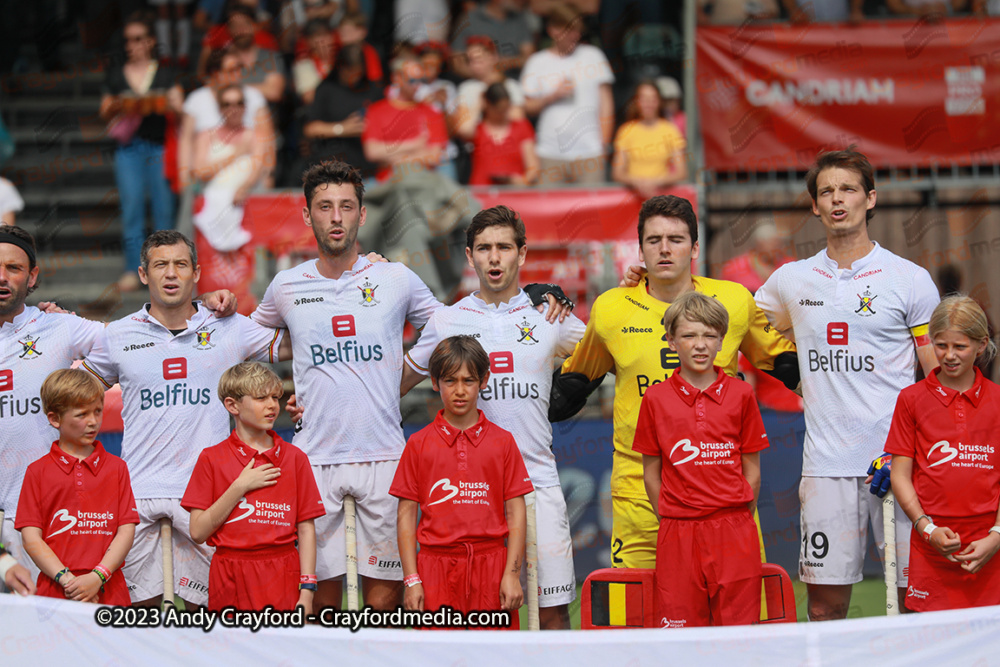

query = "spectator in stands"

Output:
[[780, 0, 865, 22], [151, 0, 193, 69], [292, 19, 337, 104], [657, 76, 686, 139], [521, 4, 614, 185], [336, 12, 385, 83], [469, 82, 538, 186], [198, 3, 280, 78], [452, 36, 525, 141], [414, 41, 457, 115], [697, 0, 779, 23], [611, 81, 687, 200], [972, 0, 999, 14], [190, 84, 273, 314], [100, 11, 185, 292], [363, 56, 449, 182], [395, 0, 451, 44], [303, 43, 383, 180], [226, 6, 287, 103], [450, 0, 536, 78], [0, 177, 24, 226], [278, 0, 342, 53]]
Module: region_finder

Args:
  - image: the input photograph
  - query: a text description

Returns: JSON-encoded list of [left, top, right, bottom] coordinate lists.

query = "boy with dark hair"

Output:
[[392, 335, 533, 628], [633, 291, 767, 627], [17, 369, 139, 605], [182, 362, 323, 612]]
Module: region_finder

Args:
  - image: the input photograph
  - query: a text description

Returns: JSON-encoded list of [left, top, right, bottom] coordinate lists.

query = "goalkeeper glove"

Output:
[[867, 453, 892, 498]]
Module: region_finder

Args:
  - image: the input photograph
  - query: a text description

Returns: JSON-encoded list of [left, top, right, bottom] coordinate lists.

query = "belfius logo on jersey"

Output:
[[669, 438, 737, 466], [47, 509, 115, 537], [139, 357, 212, 410], [480, 352, 539, 400], [225, 497, 292, 527], [427, 478, 491, 506], [0, 370, 43, 417], [311, 314, 384, 366], [807, 322, 874, 373], [927, 439, 995, 470]]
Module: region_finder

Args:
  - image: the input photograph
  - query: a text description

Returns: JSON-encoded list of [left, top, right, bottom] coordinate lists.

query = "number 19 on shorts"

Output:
[[801, 530, 829, 568]]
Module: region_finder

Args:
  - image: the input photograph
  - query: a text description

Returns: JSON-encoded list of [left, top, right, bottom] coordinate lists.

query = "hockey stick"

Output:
[[525, 492, 540, 631], [160, 518, 175, 607], [344, 495, 360, 611], [883, 491, 899, 616]]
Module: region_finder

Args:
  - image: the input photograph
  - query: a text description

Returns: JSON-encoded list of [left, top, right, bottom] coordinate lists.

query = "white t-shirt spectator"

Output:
[[520, 44, 614, 161], [394, 0, 450, 43], [183, 85, 268, 133], [0, 178, 25, 219]]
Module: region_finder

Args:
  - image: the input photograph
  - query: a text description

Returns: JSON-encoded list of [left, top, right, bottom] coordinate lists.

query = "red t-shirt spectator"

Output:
[[389, 410, 533, 547], [884, 367, 1000, 519], [204, 25, 279, 51], [181, 430, 325, 550], [469, 119, 535, 186], [362, 100, 449, 182], [632, 369, 769, 519]]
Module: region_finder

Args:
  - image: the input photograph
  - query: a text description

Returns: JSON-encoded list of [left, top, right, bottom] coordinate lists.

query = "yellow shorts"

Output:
[[610, 495, 768, 619]]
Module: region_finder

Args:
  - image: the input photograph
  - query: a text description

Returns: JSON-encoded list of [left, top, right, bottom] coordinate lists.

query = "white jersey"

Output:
[[251, 256, 440, 464], [0, 308, 103, 519], [755, 242, 939, 477], [82, 303, 282, 499], [404, 291, 585, 488]]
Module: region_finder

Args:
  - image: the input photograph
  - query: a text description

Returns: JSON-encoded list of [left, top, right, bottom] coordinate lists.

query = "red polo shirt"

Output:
[[15, 442, 139, 569], [361, 99, 449, 182], [390, 411, 533, 547], [885, 367, 1000, 518], [181, 430, 325, 550], [632, 368, 769, 519]]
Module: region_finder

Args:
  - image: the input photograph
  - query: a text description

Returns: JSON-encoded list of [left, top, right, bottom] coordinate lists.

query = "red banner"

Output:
[[697, 18, 1000, 171]]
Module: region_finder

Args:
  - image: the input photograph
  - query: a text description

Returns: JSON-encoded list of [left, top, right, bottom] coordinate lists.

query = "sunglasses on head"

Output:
[[407, 77, 428, 85]]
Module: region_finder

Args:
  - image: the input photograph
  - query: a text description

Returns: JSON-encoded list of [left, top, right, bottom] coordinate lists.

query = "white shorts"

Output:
[[123, 498, 213, 606], [521, 486, 577, 608], [312, 460, 403, 582], [0, 517, 40, 592], [799, 477, 910, 587]]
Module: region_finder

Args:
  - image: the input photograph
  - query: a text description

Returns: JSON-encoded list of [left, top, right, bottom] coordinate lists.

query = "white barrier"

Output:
[[3, 594, 1000, 666]]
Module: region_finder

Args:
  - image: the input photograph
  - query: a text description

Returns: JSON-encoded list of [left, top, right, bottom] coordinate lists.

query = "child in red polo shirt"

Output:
[[391, 335, 533, 629], [632, 291, 768, 628], [16, 369, 139, 605], [181, 362, 324, 612], [886, 296, 1000, 611]]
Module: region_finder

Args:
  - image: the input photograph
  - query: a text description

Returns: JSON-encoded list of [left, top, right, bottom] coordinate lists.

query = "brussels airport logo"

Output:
[[901, 14, 949, 59], [358, 279, 379, 307], [927, 440, 958, 468], [902, 189, 990, 247], [47, 509, 77, 538], [192, 327, 215, 350], [427, 478, 459, 506], [669, 438, 700, 466], [18, 334, 42, 360], [226, 497, 255, 523]]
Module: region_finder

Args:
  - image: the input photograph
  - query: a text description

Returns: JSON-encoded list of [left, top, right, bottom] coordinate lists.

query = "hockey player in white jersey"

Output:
[[401, 205, 585, 629]]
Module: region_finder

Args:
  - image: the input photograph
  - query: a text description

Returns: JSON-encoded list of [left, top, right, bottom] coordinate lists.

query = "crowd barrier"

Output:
[[3, 592, 1000, 664]]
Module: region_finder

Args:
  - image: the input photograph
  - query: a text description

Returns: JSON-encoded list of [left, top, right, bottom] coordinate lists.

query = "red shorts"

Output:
[[907, 513, 1000, 612], [418, 538, 518, 630], [654, 507, 761, 628], [37, 569, 131, 606], [208, 545, 300, 611]]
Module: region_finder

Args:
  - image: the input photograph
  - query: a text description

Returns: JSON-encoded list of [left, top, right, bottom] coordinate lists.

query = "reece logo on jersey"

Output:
[[47, 508, 115, 538], [310, 314, 384, 366], [225, 496, 293, 527], [807, 322, 875, 373], [139, 357, 212, 410], [427, 478, 491, 506], [670, 438, 738, 466], [927, 439, 995, 470], [0, 369, 43, 417], [480, 352, 539, 400]]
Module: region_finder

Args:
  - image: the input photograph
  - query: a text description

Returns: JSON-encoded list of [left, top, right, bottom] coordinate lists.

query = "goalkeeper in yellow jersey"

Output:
[[551, 195, 799, 569]]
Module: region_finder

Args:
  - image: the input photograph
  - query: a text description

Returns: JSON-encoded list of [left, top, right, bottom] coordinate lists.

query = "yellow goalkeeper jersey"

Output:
[[562, 276, 796, 499]]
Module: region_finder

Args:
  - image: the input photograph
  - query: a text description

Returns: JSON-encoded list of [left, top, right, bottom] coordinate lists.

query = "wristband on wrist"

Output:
[[923, 522, 938, 540], [54, 568, 70, 584], [913, 514, 932, 529], [403, 573, 422, 588], [93, 565, 111, 584], [299, 574, 317, 585], [989, 526, 1000, 539], [298, 583, 317, 592], [0, 554, 17, 581]]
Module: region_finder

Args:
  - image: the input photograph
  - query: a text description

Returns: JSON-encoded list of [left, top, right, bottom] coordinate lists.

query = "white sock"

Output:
[[156, 19, 172, 58], [177, 18, 191, 59]]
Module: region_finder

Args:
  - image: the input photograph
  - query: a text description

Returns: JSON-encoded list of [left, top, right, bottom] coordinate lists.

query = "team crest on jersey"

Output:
[[515, 318, 538, 345], [18, 334, 42, 360], [855, 286, 877, 317], [192, 327, 216, 350], [358, 278, 379, 307]]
